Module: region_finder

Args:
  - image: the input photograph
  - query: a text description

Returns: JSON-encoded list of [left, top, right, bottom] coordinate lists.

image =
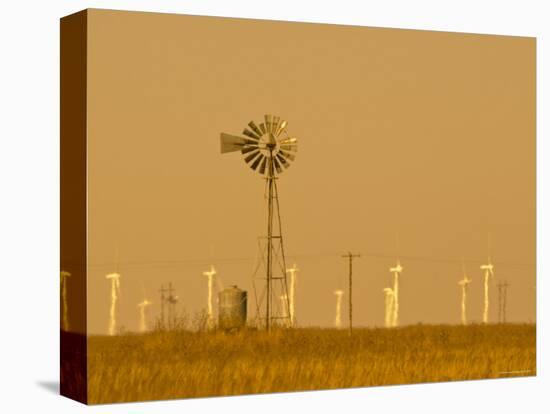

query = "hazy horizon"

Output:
[[76, 10, 534, 334]]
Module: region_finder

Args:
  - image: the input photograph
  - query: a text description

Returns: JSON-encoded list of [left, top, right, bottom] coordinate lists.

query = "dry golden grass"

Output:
[[87, 324, 536, 404]]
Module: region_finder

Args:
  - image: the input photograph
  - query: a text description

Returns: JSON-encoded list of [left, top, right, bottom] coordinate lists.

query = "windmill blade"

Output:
[[265, 114, 273, 133], [273, 156, 283, 174], [279, 137, 298, 152], [220, 133, 253, 154], [249, 154, 264, 171], [278, 137, 297, 145], [275, 120, 287, 137], [248, 121, 263, 137], [259, 123, 267, 134], [272, 116, 280, 134], [276, 153, 289, 168], [280, 143, 298, 152], [279, 149, 295, 161], [243, 128, 261, 140], [259, 157, 268, 175], [244, 150, 261, 163], [241, 145, 259, 155]]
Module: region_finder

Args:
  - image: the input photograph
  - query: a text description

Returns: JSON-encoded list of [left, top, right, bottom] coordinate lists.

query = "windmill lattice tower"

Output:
[[221, 115, 297, 330]]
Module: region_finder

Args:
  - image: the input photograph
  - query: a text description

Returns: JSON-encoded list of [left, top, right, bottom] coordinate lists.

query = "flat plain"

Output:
[[87, 324, 536, 404]]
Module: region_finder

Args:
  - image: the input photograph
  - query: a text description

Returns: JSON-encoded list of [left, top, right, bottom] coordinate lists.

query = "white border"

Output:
[[0, 1, 547, 413]]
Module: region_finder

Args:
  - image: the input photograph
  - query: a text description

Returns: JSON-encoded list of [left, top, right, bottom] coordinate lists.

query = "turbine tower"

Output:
[[203, 265, 217, 328], [383, 287, 394, 328], [220, 115, 297, 330], [389, 260, 403, 327], [480, 259, 494, 324], [106, 272, 121, 336], [286, 263, 299, 327], [138, 299, 152, 332], [458, 262, 472, 326], [334, 289, 344, 328], [60, 271, 71, 331]]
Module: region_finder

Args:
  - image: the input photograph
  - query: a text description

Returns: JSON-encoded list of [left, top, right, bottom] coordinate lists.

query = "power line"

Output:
[[80, 251, 534, 270]]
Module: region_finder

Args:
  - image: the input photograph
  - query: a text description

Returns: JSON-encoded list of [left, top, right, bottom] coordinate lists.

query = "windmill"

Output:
[[383, 287, 394, 328], [458, 261, 472, 326], [334, 289, 344, 328], [286, 263, 299, 327], [220, 115, 297, 330], [106, 272, 121, 336], [203, 265, 217, 328], [60, 271, 71, 331], [389, 261, 403, 327], [137, 299, 152, 332]]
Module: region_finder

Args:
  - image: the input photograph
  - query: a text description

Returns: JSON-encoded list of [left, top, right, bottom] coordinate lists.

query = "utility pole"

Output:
[[342, 252, 361, 336], [166, 282, 176, 328], [497, 281, 509, 324], [159, 284, 168, 328]]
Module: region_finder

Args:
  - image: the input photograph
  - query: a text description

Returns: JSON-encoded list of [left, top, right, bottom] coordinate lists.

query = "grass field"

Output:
[[87, 324, 536, 404]]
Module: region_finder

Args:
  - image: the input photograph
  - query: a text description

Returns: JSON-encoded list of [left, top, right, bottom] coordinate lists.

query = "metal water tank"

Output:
[[218, 285, 247, 330]]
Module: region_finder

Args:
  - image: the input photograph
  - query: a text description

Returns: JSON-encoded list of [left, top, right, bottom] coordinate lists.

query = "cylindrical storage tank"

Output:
[[218, 285, 247, 330]]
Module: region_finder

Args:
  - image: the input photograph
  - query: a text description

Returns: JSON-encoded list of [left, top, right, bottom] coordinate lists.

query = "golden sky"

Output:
[[85, 9, 535, 334]]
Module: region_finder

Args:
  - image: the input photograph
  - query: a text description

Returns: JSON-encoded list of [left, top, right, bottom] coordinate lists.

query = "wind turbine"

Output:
[[333, 290, 344, 328], [137, 299, 152, 332], [480, 259, 494, 324], [203, 265, 217, 328], [106, 272, 121, 336], [60, 271, 71, 331], [389, 260, 403, 327], [458, 261, 472, 326], [383, 287, 395, 328], [286, 263, 299, 327]]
